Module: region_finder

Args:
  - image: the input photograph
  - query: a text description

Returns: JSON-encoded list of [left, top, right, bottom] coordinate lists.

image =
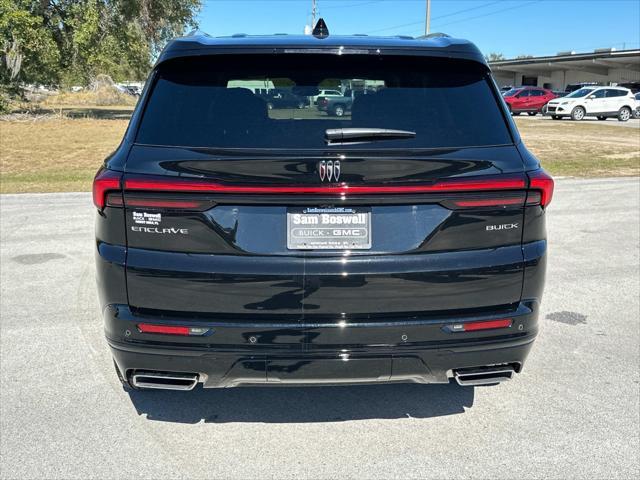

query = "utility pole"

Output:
[[311, 0, 317, 28], [425, 0, 431, 36]]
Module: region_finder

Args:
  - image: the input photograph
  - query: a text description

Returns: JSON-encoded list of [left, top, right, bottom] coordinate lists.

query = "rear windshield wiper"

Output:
[[325, 128, 416, 145]]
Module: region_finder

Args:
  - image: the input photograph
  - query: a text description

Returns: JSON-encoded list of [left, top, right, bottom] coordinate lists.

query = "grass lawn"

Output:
[[514, 117, 640, 177], [1, 111, 638, 194], [1, 117, 129, 193]]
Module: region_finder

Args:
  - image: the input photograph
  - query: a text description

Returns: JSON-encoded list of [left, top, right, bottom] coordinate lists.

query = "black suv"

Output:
[[260, 88, 307, 110], [94, 25, 553, 391]]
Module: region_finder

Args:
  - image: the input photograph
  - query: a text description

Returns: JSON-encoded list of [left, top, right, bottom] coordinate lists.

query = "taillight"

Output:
[[123, 173, 527, 196], [137, 323, 210, 336], [92, 168, 122, 209], [527, 169, 554, 207], [100, 173, 547, 211]]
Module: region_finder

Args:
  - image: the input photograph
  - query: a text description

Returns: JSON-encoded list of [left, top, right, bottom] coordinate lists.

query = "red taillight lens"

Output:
[[445, 318, 513, 333], [462, 318, 512, 331], [137, 323, 210, 336], [92, 168, 122, 209], [527, 169, 554, 207]]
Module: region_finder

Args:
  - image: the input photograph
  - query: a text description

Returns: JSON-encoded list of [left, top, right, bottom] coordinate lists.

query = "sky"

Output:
[[196, 0, 640, 59]]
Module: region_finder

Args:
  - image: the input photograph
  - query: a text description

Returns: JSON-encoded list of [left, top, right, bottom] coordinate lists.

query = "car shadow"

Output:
[[127, 382, 475, 424]]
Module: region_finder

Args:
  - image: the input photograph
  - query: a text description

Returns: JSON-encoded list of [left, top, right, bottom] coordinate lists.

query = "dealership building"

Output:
[[489, 48, 640, 91]]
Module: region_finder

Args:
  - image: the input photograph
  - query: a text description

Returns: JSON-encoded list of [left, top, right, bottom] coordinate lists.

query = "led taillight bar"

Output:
[[93, 170, 553, 209], [137, 323, 210, 336], [122, 174, 527, 196]]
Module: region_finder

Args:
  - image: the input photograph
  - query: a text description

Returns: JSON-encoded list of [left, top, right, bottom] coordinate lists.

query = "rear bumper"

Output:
[[106, 301, 540, 388]]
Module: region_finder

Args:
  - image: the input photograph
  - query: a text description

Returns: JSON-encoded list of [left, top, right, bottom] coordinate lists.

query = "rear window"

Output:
[[136, 55, 512, 150]]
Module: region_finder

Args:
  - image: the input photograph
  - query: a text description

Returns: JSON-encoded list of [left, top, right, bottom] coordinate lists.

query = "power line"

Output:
[[365, 1, 501, 34], [420, 0, 542, 33]]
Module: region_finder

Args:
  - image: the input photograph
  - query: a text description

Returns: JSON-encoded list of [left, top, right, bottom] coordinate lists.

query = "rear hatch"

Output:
[[116, 54, 533, 322]]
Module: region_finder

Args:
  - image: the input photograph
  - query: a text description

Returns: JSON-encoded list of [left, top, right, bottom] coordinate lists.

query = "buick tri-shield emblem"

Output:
[[318, 160, 341, 182]]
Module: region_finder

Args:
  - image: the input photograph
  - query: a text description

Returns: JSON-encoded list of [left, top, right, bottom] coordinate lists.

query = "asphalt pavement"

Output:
[[1, 178, 639, 479]]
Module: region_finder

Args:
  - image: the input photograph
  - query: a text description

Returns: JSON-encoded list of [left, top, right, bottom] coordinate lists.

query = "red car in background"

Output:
[[503, 87, 557, 115]]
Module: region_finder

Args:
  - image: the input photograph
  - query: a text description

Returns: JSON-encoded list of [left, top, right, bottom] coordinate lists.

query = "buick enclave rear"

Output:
[[94, 30, 553, 391]]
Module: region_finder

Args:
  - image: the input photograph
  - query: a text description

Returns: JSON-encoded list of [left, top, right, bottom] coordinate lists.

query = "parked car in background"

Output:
[[565, 82, 601, 93], [316, 94, 353, 116], [312, 89, 343, 104], [545, 86, 635, 121], [502, 87, 557, 115], [619, 81, 640, 94], [634, 92, 640, 119], [261, 88, 307, 109], [552, 90, 567, 98], [124, 86, 141, 96]]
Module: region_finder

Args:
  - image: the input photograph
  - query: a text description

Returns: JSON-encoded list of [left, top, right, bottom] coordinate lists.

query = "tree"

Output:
[[485, 52, 505, 62], [1, 0, 202, 88]]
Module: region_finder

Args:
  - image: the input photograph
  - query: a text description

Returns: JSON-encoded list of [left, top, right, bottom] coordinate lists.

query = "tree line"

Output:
[[1, 0, 202, 88]]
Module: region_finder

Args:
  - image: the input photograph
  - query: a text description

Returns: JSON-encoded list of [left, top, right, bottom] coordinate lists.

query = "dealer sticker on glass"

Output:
[[287, 207, 372, 250]]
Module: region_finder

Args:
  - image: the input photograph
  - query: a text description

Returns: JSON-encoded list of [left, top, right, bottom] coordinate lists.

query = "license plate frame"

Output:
[[286, 207, 372, 250]]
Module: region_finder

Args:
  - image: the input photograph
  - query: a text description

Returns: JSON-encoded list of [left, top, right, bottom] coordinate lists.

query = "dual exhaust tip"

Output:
[[129, 365, 518, 390], [453, 364, 518, 386], [130, 371, 199, 391]]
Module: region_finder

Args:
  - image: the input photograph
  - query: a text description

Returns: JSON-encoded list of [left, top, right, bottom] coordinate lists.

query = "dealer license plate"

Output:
[[287, 207, 372, 250]]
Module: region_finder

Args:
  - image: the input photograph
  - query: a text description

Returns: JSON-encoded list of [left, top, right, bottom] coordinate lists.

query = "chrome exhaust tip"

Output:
[[453, 365, 516, 386], [131, 371, 199, 391]]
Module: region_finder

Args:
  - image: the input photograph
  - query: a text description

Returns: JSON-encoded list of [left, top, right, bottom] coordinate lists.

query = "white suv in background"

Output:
[[546, 86, 636, 121]]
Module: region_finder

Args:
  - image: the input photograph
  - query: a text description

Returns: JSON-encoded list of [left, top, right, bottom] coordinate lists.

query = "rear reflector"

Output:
[[137, 323, 210, 336], [92, 168, 122, 209], [527, 169, 554, 207], [456, 319, 513, 332]]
